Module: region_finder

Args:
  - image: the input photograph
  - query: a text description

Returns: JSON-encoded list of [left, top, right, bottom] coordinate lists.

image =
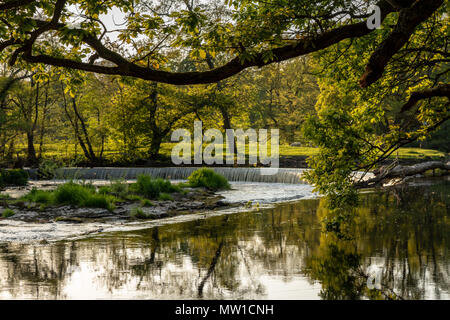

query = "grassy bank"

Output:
[[9, 169, 231, 214], [10, 142, 447, 166]]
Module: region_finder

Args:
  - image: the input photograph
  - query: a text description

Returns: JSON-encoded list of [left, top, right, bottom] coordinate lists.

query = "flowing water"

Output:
[[27, 167, 310, 184], [0, 178, 448, 300]]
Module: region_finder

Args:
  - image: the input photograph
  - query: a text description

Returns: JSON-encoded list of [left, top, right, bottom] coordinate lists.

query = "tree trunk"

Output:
[[220, 105, 237, 162], [356, 161, 450, 188], [149, 134, 163, 160], [72, 98, 97, 163], [26, 132, 37, 166], [60, 83, 98, 165], [38, 80, 50, 159]]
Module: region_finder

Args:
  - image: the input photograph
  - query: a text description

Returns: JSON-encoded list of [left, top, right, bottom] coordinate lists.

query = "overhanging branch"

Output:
[[0, 0, 36, 11], [400, 84, 450, 113], [356, 161, 450, 188], [1, 0, 445, 88], [14, 0, 397, 85], [360, 0, 445, 87]]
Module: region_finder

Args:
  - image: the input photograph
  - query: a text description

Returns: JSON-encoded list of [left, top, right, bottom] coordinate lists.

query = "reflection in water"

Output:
[[0, 180, 448, 299]]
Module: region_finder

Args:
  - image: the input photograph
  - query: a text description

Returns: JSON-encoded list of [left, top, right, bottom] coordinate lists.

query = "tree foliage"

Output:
[[0, 0, 448, 212], [303, 3, 449, 208]]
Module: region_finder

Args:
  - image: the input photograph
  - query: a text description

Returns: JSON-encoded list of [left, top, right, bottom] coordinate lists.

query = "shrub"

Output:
[[110, 179, 128, 195], [0, 169, 29, 187], [134, 175, 180, 199], [52, 183, 117, 211], [35, 191, 53, 204], [187, 168, 230, 191], [37, 159, 60, 179], [135, 175, 160, 199], [154, 178, 180, 193], [79, 181, 96, 191], [53, 182, 91, 205], [2, 208, 15, 218], [158, 192, 173, 201]]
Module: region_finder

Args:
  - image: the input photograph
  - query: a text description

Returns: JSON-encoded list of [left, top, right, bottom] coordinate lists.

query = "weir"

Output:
[[27, 167, 309, 184]]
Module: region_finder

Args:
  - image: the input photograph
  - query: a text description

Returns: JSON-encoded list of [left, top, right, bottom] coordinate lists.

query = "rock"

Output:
[[55, 217, 83, 223], [290, 142, 302, 147]]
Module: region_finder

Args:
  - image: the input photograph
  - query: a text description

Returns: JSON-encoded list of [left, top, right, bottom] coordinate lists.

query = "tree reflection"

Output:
[[0, 181, 448, 299]]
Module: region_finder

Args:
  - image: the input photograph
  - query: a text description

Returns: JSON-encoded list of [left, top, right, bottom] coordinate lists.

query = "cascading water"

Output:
[[27, 167, 309, 184]]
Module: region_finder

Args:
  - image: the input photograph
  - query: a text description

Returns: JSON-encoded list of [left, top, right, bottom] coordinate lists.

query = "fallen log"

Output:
[[355, 161, 450, 188]]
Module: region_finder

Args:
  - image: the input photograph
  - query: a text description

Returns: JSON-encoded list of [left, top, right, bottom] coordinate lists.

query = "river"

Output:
[[0, 178, 448, 299]]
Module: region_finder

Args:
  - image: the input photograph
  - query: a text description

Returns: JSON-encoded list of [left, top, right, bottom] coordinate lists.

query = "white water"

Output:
[[28, 167, 309, 184], [218, 182, 316, 204], [0, 181, 317, 243]]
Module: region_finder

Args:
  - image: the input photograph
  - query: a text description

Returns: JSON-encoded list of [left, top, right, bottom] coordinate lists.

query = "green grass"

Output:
[[19, 177, 182, 214], [53, 183, 92, 205], [82, 194, 116, 211], [124, 194, 143, 201], [274, 145, 446, 159], [109, 179, 129, 195], [158, 178, 181, 193], [134, 175, 161, 199], [141, 199, 153, 207], [158, 192, 173, 201], [98, 186, 112, 195], [13, 141, 446, 164], [389, 148, 446, 160], [161, 143, 447, 160], [23, 188, 53, 204], [2, 208, 15, 218], [20, 176, 181, 215], [187, 168, 231, 191], [22, 182, 117, 212], [134, 175, 180, 199]]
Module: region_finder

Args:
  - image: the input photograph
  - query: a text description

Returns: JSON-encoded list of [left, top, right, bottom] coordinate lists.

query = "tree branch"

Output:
[[400, 84, 450, 113], [2, 0, 444, 89], [355, 161, 450, 188], [359, 0, 445, 87], [0, 0, 36, 11], [15, 1, 397, 85]]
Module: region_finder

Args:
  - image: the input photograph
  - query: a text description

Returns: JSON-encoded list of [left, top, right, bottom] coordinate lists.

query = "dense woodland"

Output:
[[0, 57, 319, 166], [1, 56, 448, 168]]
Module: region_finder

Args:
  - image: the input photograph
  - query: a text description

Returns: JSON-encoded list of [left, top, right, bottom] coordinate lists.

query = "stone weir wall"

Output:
[[26, 167, 309, 184]]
